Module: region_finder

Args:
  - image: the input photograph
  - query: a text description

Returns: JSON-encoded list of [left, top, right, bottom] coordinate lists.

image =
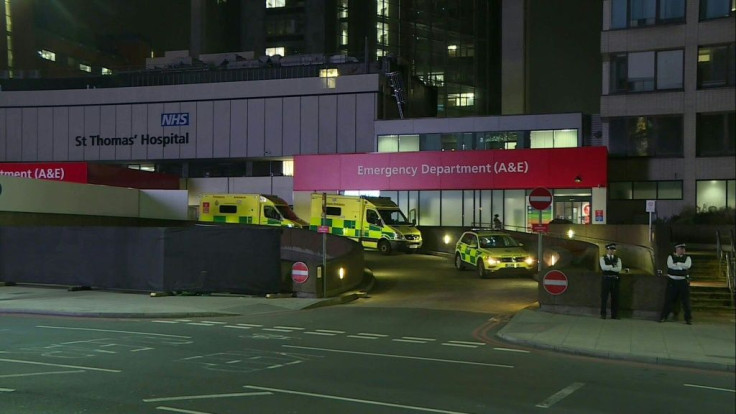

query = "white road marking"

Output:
[[236, 323, 262, 327], [0, 370, 85, 378], [151, 320, 178, 324], [36, 326, 190, 338], [200, 321, 226, 324], [1, 388, 15, 392], [275, 326, 304, 330], [356, 333, 388, 337], [263, 328, 294, 332], [174, 319, 192, 322], [143, 391, 272, 403], [347, 335, 378, 339], [187, 323, 215, 326], [684, 383, 736, 393], [223, 325, 252, 330], [447, 340, 485, 346], [305, 331, 336, 336], [156, 407, 212, 414], [441, 343, 478, 348], [315, 329, 345, 334], [536, 382, 585, 408], [402, 337, 436, 341], [282, 345, 513, 368], [393, 339, 428, 343], [493, 347, 530, 354], [0, 358, 121, 373], [244, 385, 473, 414]]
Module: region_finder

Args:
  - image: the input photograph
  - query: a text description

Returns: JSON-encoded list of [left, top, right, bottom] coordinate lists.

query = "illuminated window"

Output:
[[376, 49, 385, 58], [101, 67, 112, 75], [424, 72, 444, 86], [377, 0, 389, 16], [266, 47, 285, 56], [447, 93, 475, 107], [376, 22, 388, 45], [79, 63, 92, 72], [320, 68, 338, 88], [447, 45, 458, 57], [266, 0, 285, 8], [340, 22, 348, 45], [282, 160, 294, 176], [338, 0, 348, 18], [39, 49, 56, 61]]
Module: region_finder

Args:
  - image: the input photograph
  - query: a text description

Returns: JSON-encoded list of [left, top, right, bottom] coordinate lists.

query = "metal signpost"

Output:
[[646, 199, 656, 243], [529, 187, 553, 272], [321, 192, 328, 298]]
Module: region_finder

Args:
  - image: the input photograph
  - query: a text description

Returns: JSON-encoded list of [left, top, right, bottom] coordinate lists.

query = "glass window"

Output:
[[610, 54, 628, 93], [266, 47, 285, 56], [628, 52, 655, 91], [697, 112, 736, 156], [378, 135, 399, 152], [266, 0, 285, 8], [658, 181, 683, 199], [476, 131, 519, 150], [530, 130, 554, 148], [611, 0, 629, 28], [630, 0, 657, 26], [700, 0, 735, 19], [609, 115, 683, 157], [418, 191, 440, 226], [441, 133, 458, 151], [660, 0, 686, 22], [697, 44, 736, 88], [656, 50, 683, 89], [442, 191, 463, 226], [697, 180, 729, 211], [399, 134, 420, 152], [633, 181, 657, 199], [554, 129, 578, 147], [610, 182, 633, 199], [38, 49, 55, 61]]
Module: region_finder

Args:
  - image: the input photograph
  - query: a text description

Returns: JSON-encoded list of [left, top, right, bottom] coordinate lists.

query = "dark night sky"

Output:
[[34, 0, 190, 52]]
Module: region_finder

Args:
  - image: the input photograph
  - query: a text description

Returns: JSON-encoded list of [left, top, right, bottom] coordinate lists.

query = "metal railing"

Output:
[[716, 229, 736, 307]]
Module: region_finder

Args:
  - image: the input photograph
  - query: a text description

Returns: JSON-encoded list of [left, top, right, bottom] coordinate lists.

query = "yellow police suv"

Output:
[[454, 230, 536, 278]]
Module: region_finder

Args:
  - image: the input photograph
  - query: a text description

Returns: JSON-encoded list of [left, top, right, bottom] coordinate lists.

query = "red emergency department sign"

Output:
[[529, 187, 553, 210], [294, 147, 607, 191], [542, 270, 568, 295], [291, 262, 309, 284]]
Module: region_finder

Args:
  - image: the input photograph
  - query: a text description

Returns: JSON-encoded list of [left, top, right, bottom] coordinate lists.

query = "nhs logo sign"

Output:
[[161, 113, 189, 126]]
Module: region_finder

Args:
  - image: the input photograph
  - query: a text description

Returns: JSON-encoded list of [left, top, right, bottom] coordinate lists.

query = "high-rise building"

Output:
[[600, 0, 735, 222]]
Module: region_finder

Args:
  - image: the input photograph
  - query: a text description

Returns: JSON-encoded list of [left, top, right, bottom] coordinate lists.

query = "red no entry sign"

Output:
[[292, 261, 309, 284], [529, 187, 553, 210], [542, 270, 568, 295]]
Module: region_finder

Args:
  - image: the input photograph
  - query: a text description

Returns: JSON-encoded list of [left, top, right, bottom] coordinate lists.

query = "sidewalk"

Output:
[[1, 284, 734, 372], [497, 308, 735, 372]]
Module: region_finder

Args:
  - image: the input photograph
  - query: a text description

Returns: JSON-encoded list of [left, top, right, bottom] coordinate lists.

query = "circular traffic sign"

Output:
[[291, 262, 309, 284], [542, 270, 568, 295], [529, 187, 553, 210]]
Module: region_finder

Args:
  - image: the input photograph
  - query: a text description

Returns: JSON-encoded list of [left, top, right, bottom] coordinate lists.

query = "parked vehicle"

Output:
[[455, 229, 535, 278], [199, 193, 307, 228], [310, 193, 422, 255]]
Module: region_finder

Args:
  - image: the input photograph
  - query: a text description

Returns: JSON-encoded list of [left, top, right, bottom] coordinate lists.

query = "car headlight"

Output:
[[525, 257, 535, 265], [486, 257, 499, 266], [394, 232, 404, 240]]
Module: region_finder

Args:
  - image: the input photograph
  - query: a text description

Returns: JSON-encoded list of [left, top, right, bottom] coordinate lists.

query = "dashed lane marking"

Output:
[[305, 331, 336, 336], [1, 388, 15, 392], [441, 343, 478, 348], [244, 384, 474, 414], [356, 333, 388, 337], [493, 347, 530, 353], [393, 339, 429, 344], [236, 323, 262, 327], [536, 382, 585, 408], [402, 336, 436, 342], [274, 326, 304, 330], [282, 345, 514, 368], [315, 329, 345, 334], [223, 325, 252, 330], [0, 370, 85, 378], [684, 384, 735, 393], [156, 407, 212, 414], [143, 391, 273, 403], [447, 340, 485, 346], [37, 326, 190, 338], [347, 335, 379, 340], [0, 358, 121, 373]]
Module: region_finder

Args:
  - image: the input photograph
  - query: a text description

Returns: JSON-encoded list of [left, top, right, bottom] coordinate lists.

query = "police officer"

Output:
[[659, 243, 693, 324], [599, 243, 622, 319]]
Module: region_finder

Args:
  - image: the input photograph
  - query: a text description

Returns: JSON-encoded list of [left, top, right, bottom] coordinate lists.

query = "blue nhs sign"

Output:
[[161, 113, 189, 126]]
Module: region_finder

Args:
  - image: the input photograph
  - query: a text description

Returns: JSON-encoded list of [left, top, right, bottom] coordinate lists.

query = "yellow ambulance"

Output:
[[310, 193, 422, 255], [199, 193, 308, 228]]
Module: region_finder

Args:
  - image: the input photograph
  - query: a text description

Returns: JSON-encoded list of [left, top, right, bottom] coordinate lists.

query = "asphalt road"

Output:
[[1, 252, 734, 414]]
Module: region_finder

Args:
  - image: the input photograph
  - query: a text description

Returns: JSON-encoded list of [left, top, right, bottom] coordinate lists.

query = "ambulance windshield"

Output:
[[378, 209, 412, 226], [276, 205, 301, 221]]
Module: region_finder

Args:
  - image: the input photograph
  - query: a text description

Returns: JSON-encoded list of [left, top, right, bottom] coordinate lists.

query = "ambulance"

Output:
[[310, 193, 422, 255], [199, 193, 308, 228]]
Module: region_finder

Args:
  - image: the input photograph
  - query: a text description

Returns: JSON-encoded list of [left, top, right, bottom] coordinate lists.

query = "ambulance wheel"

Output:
[[477, 260, 489, 279], [378, 240, 392, 255], [454, 254, 465, 271]]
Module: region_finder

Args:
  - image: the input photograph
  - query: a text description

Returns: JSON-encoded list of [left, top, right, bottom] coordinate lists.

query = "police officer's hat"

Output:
[[605, 243, 617, 250], [675, 243, 686, 249]]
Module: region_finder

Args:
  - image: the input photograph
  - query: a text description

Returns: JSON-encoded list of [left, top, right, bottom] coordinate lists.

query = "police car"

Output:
[[454, 230, 536, 278]]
